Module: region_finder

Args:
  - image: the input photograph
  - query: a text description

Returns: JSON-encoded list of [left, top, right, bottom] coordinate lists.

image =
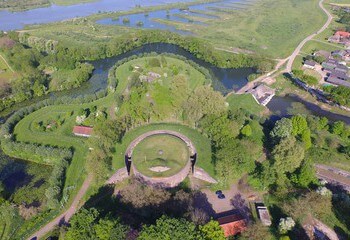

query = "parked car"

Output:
[[218, 194, 226, 199], [215, 190, 222, 195]]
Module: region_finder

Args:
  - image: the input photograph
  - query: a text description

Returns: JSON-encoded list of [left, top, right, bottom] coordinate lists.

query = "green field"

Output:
[[23, 0, 328, 59], [132, 134, 190, 178], [113, 123, 215, 177]]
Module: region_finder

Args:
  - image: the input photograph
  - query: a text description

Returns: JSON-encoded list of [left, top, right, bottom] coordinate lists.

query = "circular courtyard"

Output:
[[132, 134, 190, 178]]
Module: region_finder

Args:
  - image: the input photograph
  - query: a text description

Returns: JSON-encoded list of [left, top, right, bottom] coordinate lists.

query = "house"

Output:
[[322, 59, 339, 71], [247, 84, 275, 106], [257, 205, 272, 226], [329, 31, 350, 45], [326, 76, 350, 88], [329, 70, 349, 80], [217, 214, 247, 237], [73, 126, 93, 137], [332, 49, 350, 61], [303, 60, 316, 69]]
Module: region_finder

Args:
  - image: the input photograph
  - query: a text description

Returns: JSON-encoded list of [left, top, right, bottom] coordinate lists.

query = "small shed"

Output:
[[73, 126, 93, 137], [257, 205, 272, 226]]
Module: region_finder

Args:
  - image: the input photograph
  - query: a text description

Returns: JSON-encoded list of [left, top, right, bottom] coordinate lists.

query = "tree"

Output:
[[184, 85, 226, 124], [300, 128, 311, 150], [199, 220, 225, 240], [138, 216, 201, 240], [119, 179, 171, 209], [278, 217, 295, 234], [317, 117, 329, 131], [291, 115, 308, 136], [200, 114, 239, 148], [332, 121, 345, 136], [241, 124, 252, 137], [270, 118, 293, 143], [215, 140, 256, 185], [94, 218, 128, 240], [272, 137, 305, 174], [291, 158, 317, 188], [65, 208, 99, 240]]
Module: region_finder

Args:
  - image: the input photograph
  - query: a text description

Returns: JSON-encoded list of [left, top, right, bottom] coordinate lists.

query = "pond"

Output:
[[0, 0, 194, 31], [0, 149, 51, 195]]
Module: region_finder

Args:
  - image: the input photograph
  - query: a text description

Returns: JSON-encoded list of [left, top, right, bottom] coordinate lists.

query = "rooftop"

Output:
[[73, 126, 93, 137], [217, 214, 246, 237]]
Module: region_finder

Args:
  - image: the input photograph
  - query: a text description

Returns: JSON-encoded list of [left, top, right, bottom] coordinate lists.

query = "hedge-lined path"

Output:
[[28, 175, 93, 240]]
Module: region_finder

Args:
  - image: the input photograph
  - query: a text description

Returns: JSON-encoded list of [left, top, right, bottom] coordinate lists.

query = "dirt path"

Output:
[[285, 0, 332, 72], [0, 53, 14, 73], [28, 175, 93, 240]]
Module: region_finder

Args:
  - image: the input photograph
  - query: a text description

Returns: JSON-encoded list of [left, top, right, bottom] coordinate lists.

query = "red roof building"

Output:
[[217, 214, 247, 237], [335, 31, 350, 38], [72, 126, 93, 137]]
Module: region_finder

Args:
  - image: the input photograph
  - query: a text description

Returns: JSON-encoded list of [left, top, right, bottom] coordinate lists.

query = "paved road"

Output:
[[28, 175, 93, 240], [315, 164, 350, 192], [285, 0, 333, 72]]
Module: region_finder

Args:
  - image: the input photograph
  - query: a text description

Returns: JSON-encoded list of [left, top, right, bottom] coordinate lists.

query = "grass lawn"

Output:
[[133, 134, 189, 178], [113, 123, 215, 177], [226, 93, 265, 116]]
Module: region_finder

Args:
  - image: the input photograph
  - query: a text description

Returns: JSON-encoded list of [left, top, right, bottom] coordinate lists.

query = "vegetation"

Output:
[[323, 85, 350, 107], [1, 10, 350, 238], [0, 32, 95, 112]]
